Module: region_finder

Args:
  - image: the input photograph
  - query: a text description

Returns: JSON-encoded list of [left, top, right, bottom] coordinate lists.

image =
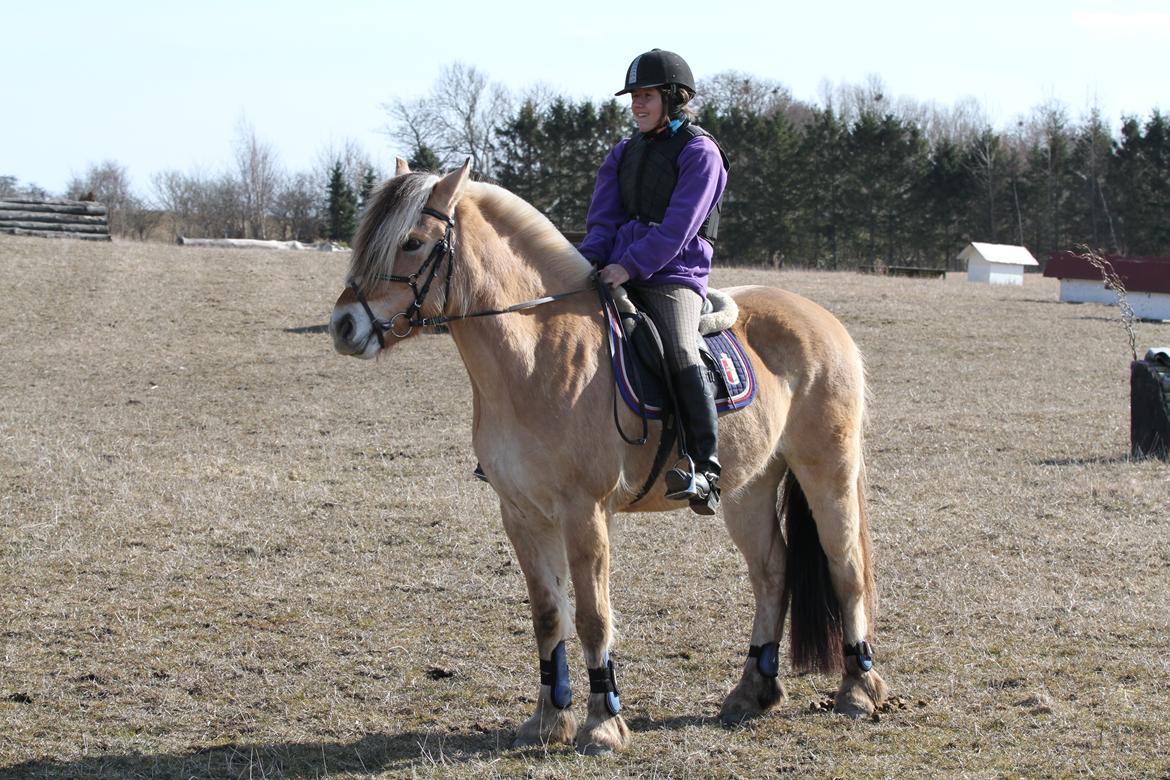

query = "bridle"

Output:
[[348, 206, 456, 347]]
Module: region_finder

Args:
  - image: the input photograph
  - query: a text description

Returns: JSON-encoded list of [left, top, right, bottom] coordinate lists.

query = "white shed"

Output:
[[1044, 252, 1170, 321], [959, 242, 1038, 286]]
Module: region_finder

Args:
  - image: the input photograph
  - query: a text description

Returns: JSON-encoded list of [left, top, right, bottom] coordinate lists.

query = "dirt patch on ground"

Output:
[[2, 234, 1168, 779]]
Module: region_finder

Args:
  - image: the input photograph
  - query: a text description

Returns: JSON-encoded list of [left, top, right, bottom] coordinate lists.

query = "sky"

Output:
[[5, 0, 1168, 196]]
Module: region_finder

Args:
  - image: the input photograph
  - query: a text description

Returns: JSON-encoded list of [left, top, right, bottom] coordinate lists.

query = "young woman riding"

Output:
[[579, 48, 729, 515]]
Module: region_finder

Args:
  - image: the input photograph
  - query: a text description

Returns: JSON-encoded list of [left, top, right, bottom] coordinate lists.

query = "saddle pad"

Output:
[[607, 309, 757, 420]]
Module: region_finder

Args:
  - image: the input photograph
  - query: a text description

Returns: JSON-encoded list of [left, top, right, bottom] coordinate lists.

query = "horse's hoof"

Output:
[[513, 707, 576, 748], [719, 676, 786, 726], [832, 669, 887, 720], [575, 713, 630, 755], [832, 694, 874, 720], [576, 739, 618, 756]]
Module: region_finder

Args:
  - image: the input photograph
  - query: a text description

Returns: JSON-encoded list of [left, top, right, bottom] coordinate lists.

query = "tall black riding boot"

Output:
[[664, 365, 722, 515]]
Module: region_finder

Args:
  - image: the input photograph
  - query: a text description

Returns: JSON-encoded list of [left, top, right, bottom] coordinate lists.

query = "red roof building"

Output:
[[1044, 252, 1170, 320]]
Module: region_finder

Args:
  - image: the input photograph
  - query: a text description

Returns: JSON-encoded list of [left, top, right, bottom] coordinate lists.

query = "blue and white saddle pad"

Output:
[[606, 308, 758, 420]]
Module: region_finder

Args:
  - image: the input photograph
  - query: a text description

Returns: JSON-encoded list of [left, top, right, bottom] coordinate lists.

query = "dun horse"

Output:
[[330, 159, 888, 753]]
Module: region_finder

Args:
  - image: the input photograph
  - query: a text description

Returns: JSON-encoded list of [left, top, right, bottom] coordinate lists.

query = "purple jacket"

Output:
[[578, 133, 727, 298]]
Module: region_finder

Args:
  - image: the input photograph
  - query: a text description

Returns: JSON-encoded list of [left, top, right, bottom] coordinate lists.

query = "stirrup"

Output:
[[665, 465, 719, 515], [665, 463, 702, 501], [689, 482, 720, 516]]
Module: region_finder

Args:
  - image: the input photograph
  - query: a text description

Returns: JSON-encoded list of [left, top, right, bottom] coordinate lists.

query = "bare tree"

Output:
[[272, 171, 321, 242], [818, 74, 891, 125], [386, 62, 512, 176], [696, 71, 793, 117], [174, 172, 244, 239], [1, 176, 50, 200], [234, 119, 282, 239], [152, 170, 200, 240], [124, 206, 162, 241], [387, 96, 442, 163], [919, 96, 988, 148], [66, 160, 135, 235]]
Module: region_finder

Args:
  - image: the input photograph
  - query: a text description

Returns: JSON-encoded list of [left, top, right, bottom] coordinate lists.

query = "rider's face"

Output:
[[630, 88, 666, 133]]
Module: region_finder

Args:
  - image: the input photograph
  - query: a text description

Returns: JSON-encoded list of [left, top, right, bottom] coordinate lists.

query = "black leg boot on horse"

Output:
[[665, 365, 721, 515]]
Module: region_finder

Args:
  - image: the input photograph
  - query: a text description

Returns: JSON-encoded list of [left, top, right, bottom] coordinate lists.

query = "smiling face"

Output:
[[630, 88, 666, 134]]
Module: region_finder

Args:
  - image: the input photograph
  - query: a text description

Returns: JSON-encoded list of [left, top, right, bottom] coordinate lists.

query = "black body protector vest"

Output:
[[618, 120, 729, 242]]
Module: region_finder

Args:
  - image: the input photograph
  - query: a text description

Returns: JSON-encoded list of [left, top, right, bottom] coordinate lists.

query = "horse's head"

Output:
[[330, 158, 471, 358]]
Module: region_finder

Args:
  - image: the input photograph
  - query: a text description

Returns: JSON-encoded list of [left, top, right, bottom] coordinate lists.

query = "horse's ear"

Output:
[[430, 158, 472, 213], [395, 157, 411, 177]]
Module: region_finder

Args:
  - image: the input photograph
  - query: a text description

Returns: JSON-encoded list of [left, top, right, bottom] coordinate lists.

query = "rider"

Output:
[[579, 49, 729, 515]]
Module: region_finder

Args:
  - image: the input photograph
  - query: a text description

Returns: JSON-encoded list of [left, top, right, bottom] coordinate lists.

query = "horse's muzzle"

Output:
[[330, 306, 375, 358]]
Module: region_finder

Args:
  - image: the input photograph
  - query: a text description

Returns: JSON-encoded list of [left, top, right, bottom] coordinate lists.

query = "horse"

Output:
[[329, 158, 888, 754]]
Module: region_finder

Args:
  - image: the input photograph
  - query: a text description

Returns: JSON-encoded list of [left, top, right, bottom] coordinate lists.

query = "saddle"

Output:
[[607, 286, 757, 420]]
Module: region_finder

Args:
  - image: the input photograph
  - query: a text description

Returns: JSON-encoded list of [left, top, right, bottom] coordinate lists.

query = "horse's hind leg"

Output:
[[791, 459, 888, 718], [719, 458, 788, 725], [564, 501, 629, 754], [499, 501, 578, 747]]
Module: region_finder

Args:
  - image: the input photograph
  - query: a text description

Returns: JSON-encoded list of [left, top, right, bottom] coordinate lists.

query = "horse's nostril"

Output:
[[338, 313, 355, 342]]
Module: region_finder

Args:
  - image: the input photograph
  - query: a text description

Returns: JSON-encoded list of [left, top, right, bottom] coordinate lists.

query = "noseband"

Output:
[[349, 206, 456, 347]]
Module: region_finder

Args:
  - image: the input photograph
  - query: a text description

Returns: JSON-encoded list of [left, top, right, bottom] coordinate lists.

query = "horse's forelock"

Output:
[[348, 172, 439, 283]]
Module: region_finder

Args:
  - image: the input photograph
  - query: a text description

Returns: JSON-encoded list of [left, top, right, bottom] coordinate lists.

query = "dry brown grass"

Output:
[[1, 234, 1168, 779]]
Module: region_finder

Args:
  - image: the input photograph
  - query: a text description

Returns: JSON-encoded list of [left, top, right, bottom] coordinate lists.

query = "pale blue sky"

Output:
[[5, 0, 1167, 195]]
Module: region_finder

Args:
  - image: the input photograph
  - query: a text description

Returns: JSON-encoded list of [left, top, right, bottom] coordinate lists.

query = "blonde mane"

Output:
[[464, 181, 594, 288]]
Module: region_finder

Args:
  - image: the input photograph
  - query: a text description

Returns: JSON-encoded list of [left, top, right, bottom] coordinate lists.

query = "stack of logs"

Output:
[[0, 198, 111, 241]]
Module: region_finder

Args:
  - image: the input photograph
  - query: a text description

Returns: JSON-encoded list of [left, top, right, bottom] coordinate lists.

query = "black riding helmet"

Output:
[[615, 49, 695, 96]]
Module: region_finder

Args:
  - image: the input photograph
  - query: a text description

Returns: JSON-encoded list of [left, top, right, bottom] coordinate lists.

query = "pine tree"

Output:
[[494, 97, 629, 231], [358, 167, 377, 213], [795, 109, 849, 268], [1110, 111, 1170, 254], [918, 136, 973, 267], [408, 144, 443, 173], [326, 161, 357, 242], [1068, 108, 1119, 251], [495, 100, 544, 207]]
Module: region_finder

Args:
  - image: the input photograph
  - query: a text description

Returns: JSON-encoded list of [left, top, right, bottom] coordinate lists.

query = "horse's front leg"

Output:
[[565, 502, 630, 754], [499, 500, 577, 747]]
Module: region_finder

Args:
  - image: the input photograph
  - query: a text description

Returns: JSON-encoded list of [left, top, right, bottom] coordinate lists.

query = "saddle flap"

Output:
[[608, 308, 757, 421]]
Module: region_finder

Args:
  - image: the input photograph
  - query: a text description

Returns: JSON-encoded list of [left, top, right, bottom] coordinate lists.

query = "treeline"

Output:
[[0, 125, 382, 244], [6, 65, 1168, 265], [394, 66, 1170, 267]]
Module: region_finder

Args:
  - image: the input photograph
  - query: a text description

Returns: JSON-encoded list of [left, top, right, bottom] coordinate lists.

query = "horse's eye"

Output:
[[402, 237, 423, 252]]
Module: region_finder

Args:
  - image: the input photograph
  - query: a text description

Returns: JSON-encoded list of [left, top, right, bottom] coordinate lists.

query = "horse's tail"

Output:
[[780, 464, 876, 674]]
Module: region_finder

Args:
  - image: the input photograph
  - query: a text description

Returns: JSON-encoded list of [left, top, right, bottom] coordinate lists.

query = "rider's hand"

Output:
[[599, 263, 631, 288]]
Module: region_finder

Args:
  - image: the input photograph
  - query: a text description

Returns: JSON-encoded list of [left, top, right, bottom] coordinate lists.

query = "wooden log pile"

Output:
[[0, 198, 111, 241]]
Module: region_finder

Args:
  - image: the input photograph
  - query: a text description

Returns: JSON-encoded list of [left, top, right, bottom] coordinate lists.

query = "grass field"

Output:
[[2, 234, 1168, 779]]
